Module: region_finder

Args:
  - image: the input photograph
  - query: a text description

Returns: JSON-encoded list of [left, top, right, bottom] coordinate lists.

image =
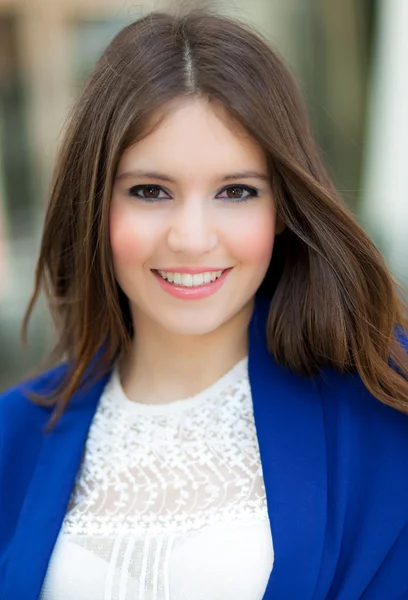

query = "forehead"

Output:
[[118, 97, 267, 176]]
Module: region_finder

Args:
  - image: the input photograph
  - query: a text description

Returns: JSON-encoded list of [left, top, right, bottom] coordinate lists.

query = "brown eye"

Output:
[[227, 186, 246, 199], [127, 185, 170, 201], [143, 186, 160, 198], [217, 185, 259, 202]]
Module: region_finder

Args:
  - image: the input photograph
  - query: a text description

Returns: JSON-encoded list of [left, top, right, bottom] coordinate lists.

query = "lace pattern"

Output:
[[40, 357, 273, 600], [62, 357, 268, 536]]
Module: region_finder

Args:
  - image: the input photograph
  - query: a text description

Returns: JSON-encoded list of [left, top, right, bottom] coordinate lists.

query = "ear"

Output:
[[275, 213, 286, 235]]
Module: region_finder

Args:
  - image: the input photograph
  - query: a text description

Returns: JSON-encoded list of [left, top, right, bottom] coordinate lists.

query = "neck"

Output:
[[118, 302, 253, 404]]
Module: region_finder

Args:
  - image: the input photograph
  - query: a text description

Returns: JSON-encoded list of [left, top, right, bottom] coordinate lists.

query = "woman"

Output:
[[1, 7, 408, 600]]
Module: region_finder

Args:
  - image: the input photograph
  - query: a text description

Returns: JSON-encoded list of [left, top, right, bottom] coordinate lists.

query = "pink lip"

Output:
[[154, 267, 229, 274], [152, 268, 232, 300]]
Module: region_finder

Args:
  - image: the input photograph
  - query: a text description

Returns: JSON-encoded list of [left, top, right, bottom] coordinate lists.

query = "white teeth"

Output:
[[157, 270, 224, 287], [181, 274, 193, 286], [192, 274, 203, 286]]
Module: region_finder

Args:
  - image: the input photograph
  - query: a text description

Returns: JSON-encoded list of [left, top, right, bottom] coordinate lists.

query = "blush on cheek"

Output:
[[233, 215, 276, 265], [242, 230, 275, 262], [109, 204, 146, 267]]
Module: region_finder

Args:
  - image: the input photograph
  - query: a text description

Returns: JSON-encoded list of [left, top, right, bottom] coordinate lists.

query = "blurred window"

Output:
[[71, 18, 131, 86], [0, 14, 35, 239]]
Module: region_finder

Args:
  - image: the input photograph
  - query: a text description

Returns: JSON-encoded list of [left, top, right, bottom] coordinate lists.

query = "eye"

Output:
[[127, 185, 170, 201], [126, 183, 260, 202], [216, 185, 259, 202]]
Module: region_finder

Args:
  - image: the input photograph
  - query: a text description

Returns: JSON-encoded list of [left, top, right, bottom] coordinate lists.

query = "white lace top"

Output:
[[40, 356, 274, 600]]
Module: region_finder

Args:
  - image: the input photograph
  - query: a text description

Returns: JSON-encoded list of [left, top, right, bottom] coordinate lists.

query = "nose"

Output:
[[167, 199, 218, 256]]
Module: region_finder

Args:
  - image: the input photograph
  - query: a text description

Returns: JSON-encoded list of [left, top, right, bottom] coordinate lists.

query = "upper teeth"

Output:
[[157, 270, 224, 287]]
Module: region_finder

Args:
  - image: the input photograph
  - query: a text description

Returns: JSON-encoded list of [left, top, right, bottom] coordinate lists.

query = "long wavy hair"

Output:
[[22, 6, 408, 429]]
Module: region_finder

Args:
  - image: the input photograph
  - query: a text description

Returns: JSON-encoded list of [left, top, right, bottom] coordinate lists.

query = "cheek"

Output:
[[228, 209, 276, 265], [109, 203, 149, 268]]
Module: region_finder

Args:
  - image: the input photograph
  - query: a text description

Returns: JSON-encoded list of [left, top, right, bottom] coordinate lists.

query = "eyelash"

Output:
[[126, 184, 260, 203]]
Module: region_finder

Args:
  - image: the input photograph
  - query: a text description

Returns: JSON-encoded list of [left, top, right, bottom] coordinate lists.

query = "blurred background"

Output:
[[1, 0, 407, 389]]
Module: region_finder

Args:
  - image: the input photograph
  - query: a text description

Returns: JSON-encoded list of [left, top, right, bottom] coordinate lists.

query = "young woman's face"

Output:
[[110, 97, 283, 336]]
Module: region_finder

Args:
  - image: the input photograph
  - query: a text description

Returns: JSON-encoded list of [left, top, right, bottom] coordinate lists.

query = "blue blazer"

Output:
[[1, 296, 408, 600]]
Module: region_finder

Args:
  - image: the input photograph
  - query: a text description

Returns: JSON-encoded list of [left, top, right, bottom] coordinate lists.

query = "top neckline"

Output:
[[107, 356, 249, 416]]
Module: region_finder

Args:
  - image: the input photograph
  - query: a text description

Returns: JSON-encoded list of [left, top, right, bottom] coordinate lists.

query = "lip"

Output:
[[153, 267, 230, 274], [152, 267, 232, 300]]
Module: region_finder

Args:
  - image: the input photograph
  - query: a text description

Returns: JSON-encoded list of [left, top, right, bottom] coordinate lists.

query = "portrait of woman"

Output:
[[0, 6, 408, 600]]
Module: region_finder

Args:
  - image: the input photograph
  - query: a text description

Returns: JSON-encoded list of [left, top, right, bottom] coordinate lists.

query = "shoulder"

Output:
[[0, 364, 72, 522], [0, 364, 71, 560], [0, 362, 68, 409], [0, 363, 69, 436], [318, 364, 408, 458], [321, 329, 408, 421]]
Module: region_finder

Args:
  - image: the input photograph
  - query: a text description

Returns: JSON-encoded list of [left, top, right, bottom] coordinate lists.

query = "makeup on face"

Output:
[[152, 267, 233, 299], [110, 97, 278, 337]]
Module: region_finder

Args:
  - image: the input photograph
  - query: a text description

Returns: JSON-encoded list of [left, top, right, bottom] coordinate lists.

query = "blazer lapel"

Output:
[[3, 371, 111, 600], [4, 298, 327, 599], [249, 296, 327, 599]]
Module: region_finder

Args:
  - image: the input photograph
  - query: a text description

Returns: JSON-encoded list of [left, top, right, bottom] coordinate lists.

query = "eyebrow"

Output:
[[115, 169, 269, 183]]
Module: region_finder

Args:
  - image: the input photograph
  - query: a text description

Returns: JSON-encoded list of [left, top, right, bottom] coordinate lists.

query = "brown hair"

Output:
[[22, 6, 408, 428]]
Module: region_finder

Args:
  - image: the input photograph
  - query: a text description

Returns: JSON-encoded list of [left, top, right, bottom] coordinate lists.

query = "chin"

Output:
[[158, 313, 226, 337], [131, 296, 252, 338]]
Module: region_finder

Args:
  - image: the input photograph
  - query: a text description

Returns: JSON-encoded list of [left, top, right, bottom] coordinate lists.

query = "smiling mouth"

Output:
[[152, 269, 230, 288]]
